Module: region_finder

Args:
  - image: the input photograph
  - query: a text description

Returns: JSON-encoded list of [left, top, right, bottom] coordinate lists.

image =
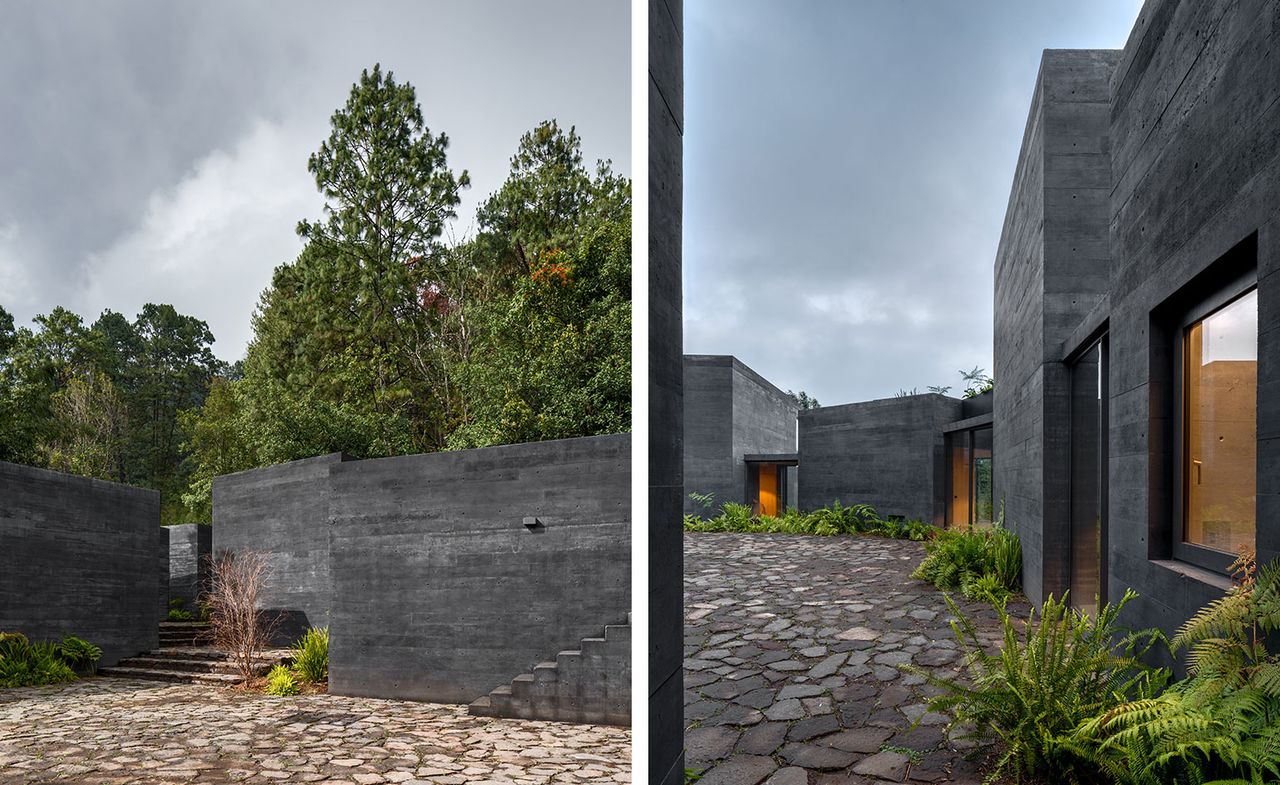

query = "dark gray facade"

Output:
[[0, 461, 162, 666], [683, 354, 797, 515], [212, 452, 345, 644], [992, 49, 1119, 603], [798, 394, 963, 523], [327, 434, 630, 706], [650, 0, 685, 777], [993, 0, 1280, 643], [211, 435, 630, 716], [166, 523, 211, 616]]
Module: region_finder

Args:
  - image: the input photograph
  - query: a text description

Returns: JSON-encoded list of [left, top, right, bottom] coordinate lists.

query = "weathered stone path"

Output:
[[0, 679, 629, 784], [684, 532, 1029, 784]]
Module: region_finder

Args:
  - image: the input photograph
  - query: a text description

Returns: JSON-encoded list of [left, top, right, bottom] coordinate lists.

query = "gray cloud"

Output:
[[684, 0, 1141, 405], [0, 0, 630, 361]]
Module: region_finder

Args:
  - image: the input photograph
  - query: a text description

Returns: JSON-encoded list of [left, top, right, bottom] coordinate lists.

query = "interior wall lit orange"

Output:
[[949, 438, 970, 528], [1184, 290, 1257, 554], [757, 466, 778, 517]]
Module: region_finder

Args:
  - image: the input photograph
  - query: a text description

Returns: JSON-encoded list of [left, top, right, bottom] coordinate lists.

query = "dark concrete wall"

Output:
[[682, 355, 797, 515], [651, 0, 685, 779], [1100, 0, 1280, 639], [326, 434, 630, 705], [798, 394, 963, 523], [993, 49, 1119, 603], [212, 453, 346, 644], [0, 462, 161, 666], [682, 356, 734, 511], [731, 358, 799, 507], [167, 524, 211, 615]]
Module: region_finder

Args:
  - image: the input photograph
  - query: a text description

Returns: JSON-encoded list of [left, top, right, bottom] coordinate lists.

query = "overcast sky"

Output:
[[684, 1, 1144, 405], [0, 1, 629, 362]]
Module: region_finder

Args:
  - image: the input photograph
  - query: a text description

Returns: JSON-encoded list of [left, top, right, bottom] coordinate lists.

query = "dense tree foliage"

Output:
[[0, 65, 629, 521], [0, 305, 218, 521]]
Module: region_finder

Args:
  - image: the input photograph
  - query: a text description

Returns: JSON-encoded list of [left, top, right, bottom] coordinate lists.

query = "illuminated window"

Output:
[[1181, 288, 1257, 561], [946, 426, 992, 530]]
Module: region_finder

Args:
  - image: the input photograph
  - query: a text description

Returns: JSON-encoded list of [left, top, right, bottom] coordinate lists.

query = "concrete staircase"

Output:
[[99, 621, 286, 686], [469, 618, 630, 726]]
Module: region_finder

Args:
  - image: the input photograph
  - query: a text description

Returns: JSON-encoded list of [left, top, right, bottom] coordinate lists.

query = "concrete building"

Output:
[[992, 0, 1280, 638], [681, 353, 995, 526], [799, 393, 994, 524], [682, 355, 798, 516]]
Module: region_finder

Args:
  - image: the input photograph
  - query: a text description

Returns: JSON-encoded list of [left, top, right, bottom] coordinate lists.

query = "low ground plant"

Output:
[[911, 515, 1022, 601], [1072, 551, 1280, 785], [683, 499, 934, 541], [911, 590, 1167, 784], [291, 626, 329, 683], [264, 664, 300, 696], [0, 634, 78, 688], [56, 636, 101, 674], [167, 597, 193, 621]]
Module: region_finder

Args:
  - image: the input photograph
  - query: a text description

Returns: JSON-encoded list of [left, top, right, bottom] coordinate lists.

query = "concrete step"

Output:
[[116, 656, 275, 676], [469, 620, 631, 726], [97, 666, 244, 686]]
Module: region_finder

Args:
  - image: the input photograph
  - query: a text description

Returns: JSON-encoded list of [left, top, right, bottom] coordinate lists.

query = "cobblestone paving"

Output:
[[0, 679, 629, 785], [684, 532, 1030, 785]]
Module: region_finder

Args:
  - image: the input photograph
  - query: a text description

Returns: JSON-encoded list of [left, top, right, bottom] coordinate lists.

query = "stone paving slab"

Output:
[[684, 532, 1030, 784], [0, 678, 629, 784]]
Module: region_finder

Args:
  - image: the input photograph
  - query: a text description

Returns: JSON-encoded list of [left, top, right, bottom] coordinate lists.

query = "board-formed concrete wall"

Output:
[[212, 453, 346, 644], [798, 394, 962, 523], [992, 0, 1280, 643], [327, 434, 630, 704], [651, 0, 686, 776], [683, 355, 797, 515], [167, 524, 211, 616], [993, 49, 1119, 603], [0, 462, 162, 666], [1098, 0, 1280, 638]]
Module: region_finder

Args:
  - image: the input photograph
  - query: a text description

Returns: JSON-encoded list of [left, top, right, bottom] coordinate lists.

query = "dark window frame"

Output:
[[1171, 272, 1258, 574]]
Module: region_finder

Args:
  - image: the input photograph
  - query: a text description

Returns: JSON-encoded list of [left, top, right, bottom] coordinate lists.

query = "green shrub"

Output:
[[264, 664, 300, 696], [0, 636, 78, 689], [167, 597, 194, 621], [56, 636, 101, 669], [911, 520, 1022, 601], [683, 500, 936, 542], [909, 590, 1167, 784], [1072, 552, 1280, 785], [291, 627, 329, 683]]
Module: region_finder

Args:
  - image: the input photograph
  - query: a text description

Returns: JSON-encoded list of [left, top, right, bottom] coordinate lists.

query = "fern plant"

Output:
[[1072, 551, 1280, 785], [291, 627, 329, 683], [909, 590, 1167, 784]]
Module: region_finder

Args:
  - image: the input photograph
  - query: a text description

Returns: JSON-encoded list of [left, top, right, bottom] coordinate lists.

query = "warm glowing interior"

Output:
[[1184, 289, 1257, 555], [948, 434, 970, 528], [757, 464, 778, 517]]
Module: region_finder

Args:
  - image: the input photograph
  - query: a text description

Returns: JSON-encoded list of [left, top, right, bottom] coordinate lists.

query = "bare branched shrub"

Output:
[[206, 550, 281, 680]]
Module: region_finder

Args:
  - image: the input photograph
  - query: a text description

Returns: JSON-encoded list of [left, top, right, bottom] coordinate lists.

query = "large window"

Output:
[[946, 426, 993, 530], [1177, 286, 1257, 569]]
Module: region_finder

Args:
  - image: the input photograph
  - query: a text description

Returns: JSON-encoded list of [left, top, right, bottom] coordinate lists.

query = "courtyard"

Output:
[[684, 532, 1030, 785], [0, 679, 630, 785]]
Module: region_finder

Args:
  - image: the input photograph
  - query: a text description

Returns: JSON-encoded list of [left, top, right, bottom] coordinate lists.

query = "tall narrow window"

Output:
[[1070, 337, 1106, 613], [972, 428, 993, 527], [1182, 288, 1257, 558]]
